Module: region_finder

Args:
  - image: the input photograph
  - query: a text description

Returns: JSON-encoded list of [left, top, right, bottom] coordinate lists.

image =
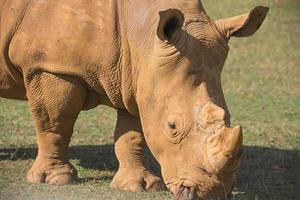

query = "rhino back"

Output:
[[7, 0, 124, 108]]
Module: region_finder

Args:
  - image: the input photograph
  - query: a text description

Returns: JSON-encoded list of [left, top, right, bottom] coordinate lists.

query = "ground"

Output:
[[0, 0, 299, 199]]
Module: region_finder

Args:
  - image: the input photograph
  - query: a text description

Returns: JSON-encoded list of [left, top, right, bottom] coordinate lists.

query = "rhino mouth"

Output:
[[175, 186, 232, 200], [168, 171, 235, 200]]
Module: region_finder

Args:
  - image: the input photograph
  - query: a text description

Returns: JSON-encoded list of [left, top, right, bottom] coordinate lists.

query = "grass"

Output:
[[1, 0, 300, 199]]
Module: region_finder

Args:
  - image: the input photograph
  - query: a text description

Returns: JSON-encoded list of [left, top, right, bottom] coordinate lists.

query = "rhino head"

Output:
[[135, 2, 269, 200]]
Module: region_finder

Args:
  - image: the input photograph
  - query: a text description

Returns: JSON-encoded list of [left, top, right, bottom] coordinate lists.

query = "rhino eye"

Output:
[[166, 114, 184, 137], [168, 121, 177, 130]]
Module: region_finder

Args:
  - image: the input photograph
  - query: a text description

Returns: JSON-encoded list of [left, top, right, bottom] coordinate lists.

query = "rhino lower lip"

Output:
[[175, 187, 231, 200], [174, 179, 233, 200], [175, 187, 198, 200]]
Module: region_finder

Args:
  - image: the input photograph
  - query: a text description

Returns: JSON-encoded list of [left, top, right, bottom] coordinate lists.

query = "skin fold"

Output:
[[0, 0, 269, 199]]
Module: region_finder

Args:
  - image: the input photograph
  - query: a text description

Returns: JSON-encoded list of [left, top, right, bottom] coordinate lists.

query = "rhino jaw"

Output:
[[206, 125, 243, 175]]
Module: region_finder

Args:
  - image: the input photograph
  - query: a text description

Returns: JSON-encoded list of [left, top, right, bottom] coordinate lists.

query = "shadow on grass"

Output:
[[0, 144, 118, 170], [0, 144, 161, 175], [0, 145, 299, 199]]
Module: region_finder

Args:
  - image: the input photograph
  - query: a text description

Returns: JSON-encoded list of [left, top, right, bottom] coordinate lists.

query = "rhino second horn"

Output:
[[206, 126, 243, 174]]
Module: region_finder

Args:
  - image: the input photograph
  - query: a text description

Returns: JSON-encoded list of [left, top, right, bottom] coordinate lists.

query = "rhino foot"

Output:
[[26, 157, 79, 185], [110, 168, 165, 192]]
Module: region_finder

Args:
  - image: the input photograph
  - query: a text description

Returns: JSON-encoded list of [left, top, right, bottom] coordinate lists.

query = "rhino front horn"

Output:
[[206, 125, 243, 174]]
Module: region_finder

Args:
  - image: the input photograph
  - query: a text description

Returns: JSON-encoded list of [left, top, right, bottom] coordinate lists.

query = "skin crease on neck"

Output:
[[0, 0, 269, 199]]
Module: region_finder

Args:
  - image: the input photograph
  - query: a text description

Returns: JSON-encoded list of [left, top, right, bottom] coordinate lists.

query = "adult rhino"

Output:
[[0, 0, 269, 199]]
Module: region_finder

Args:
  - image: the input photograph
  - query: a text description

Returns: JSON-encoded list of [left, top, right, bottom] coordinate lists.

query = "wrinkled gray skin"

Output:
[[0, 0, 269, 199]]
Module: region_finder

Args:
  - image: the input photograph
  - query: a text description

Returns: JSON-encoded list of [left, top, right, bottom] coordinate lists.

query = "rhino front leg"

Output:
[[110, 110, 165, 192], [25, 72, 87, 185]]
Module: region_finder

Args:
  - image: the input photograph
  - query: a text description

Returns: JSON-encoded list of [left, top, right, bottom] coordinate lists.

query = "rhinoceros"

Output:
[[0, 0, 269, 199]]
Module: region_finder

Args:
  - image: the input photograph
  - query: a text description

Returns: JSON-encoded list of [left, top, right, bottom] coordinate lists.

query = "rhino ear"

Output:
[[214, 6, 269, 39], [157, 9, 185, 42]]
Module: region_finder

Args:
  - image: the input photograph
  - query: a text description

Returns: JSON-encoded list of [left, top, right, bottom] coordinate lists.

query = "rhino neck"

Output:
[[116, 1, 159, 116], [117, 1, 209, 116]]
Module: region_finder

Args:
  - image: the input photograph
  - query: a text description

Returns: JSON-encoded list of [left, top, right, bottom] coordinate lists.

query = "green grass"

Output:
[[1, 0, 300, 199]]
